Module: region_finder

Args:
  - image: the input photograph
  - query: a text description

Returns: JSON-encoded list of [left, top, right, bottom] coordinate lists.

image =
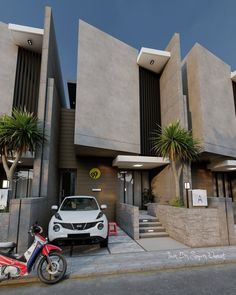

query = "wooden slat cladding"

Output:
[[76, 157, 118, 221], [139, 67, 161, 156], [13, 47, 41, 114], [59, 109, 77, 168]]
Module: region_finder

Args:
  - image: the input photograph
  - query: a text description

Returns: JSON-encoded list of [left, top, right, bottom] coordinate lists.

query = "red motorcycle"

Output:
[[0, 224, 67, 284]]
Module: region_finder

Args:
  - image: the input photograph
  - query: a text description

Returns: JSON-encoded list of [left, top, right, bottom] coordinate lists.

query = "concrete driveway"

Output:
[[61, 226, 188, 257]]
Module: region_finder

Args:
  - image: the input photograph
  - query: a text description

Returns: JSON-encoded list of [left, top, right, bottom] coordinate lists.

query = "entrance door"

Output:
[[118, 171, 134, 204], [118, 170, 150, 209], [60, 169, 76, 204]]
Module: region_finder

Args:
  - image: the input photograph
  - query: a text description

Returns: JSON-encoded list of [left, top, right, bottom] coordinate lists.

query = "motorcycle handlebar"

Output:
[[28, 224, 43, 236]]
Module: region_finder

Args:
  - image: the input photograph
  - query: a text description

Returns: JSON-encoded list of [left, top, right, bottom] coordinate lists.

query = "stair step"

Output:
[[139, 222, 162, 227], [139, 226, 166, 233], [139, 232, 169, 239], [139, 218, 159, 223]]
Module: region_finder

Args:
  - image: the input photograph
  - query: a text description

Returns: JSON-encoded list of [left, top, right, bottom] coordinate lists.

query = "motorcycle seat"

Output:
[[0, 250, 26, 262], [0, 242, 16, 250]]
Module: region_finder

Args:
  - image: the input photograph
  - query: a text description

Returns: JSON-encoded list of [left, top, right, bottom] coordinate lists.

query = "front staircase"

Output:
[[139, 212, 169, 239]]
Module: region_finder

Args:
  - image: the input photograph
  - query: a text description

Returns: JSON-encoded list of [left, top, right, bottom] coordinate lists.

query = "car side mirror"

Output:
[[51, 205, 58, 211], [101, 204, 107, 210]]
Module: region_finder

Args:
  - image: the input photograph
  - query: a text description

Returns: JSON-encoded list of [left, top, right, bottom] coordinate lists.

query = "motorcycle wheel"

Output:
[[37, 252, 67, 284]]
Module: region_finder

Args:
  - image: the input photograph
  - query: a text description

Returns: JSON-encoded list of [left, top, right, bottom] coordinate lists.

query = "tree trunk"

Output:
[[171, 160, 180, 200], [2, 150, 22, 194]]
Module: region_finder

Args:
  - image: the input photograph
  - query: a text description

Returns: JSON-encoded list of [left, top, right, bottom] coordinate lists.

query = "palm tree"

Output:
[[0, 109, 45, 191], [152, 121, 201, 203]]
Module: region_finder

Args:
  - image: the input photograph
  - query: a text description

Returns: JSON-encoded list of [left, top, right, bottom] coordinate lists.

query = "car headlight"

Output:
[[97, 223, 104, 230], [96, 212, 104, 219], [53, 224, 61, 232], [54, 212, 62, 220]]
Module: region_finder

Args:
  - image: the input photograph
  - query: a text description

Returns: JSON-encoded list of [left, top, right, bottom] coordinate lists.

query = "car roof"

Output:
[[64, 196, 96, 199]]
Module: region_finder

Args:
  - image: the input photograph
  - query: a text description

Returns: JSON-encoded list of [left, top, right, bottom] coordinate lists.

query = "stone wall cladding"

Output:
[[148, 204, 222, 247], [0, 213, 10, 241], [116, 203, 139, 240]]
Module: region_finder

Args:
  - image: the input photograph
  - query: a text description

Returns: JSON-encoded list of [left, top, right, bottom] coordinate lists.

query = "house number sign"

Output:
[[89, 168, 101, 180], [192, 189, 208, 207]]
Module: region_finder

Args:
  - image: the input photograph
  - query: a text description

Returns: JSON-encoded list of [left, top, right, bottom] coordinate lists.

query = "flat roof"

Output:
[[137, 47, 171, 74], [8, 23, 44, 53], [231, 71, 236, 82]]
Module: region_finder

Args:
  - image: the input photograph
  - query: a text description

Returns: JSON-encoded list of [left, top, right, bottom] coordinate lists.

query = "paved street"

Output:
[[1, 263, 236, 295]]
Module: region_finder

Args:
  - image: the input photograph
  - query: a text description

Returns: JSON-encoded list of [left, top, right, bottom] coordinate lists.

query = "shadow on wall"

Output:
[[151, 166, 175, 204]]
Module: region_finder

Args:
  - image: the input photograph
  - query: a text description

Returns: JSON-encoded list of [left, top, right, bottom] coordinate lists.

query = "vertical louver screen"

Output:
[[13, 47, 41, 114], [139, 67, 161, 156]]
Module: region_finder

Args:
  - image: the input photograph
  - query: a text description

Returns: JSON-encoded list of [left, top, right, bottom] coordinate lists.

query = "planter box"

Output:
[[148, 203, 225, 247]]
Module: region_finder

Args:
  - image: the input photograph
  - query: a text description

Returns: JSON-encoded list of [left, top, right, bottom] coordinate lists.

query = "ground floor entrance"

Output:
[[117, 170, 153, 209]]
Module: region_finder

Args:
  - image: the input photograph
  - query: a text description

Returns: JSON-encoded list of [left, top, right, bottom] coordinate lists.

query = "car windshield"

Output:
[[60, 198, 99, 211]]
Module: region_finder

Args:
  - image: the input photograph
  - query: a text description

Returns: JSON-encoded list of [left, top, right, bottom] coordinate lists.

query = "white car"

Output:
[[48, 196, 108, 247]]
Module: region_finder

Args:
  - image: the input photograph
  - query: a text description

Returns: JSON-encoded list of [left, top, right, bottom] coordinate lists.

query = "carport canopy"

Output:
[[112, 155, 169, 170]]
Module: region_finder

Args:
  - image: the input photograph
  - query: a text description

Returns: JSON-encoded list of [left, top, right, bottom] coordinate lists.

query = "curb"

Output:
[[1, 246, 236, 287]]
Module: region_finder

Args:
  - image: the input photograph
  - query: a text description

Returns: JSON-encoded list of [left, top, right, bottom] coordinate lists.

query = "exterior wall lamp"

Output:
[[184, 182, 191, 208]]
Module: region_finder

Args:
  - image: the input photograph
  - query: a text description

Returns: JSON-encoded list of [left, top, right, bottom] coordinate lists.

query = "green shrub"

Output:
[[168, 197, 184, 207]]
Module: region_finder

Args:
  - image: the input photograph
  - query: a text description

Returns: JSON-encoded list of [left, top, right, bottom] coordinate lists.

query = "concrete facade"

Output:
[[33, 7, 65, 202], [0, 7, 65, 250], [0, 213, 10, 242], [116, 203, 139, 240], [151, 34, 188, 201], [0, 22, 18, 115], [75, 21, 140, 155], [160, 34, 186, 128], [1, 6, 236, 251], [7, 197, 49, 251], [184, 43, 236, 157]]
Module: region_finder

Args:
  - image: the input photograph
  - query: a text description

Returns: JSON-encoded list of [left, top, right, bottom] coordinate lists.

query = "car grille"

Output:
[[67, 234, 90, 239], [54, 222, 101, 231], [72, 222, 98, 230]]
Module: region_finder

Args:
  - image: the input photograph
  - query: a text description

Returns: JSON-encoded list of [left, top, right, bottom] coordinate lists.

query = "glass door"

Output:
[[118, 170, 151, 209], [118, 171, 134, 205]]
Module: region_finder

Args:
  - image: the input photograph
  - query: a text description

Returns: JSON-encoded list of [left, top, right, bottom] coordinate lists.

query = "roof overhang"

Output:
[[112, 155, 169, 170], [8, 23, 44, 53], [207, 160, 236, 172], [137, 47, 171, 74]]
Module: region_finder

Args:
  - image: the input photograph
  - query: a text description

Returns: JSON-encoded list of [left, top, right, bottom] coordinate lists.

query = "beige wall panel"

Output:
[[185, 44, 236, 157]]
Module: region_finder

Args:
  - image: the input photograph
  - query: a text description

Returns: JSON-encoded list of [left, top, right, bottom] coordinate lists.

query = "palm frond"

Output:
[[0, 108, 45, 155], [151, 121, 201, 162]]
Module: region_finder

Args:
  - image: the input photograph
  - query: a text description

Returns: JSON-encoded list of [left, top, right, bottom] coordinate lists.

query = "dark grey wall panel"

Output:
[[59, 109, 77, 168], [139, 67, 161, 156]]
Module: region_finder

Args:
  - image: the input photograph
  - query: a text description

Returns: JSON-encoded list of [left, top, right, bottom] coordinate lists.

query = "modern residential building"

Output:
[[0, 7, 65, 250], [0, 6, 236, 249], [65, 19, 236, 217]]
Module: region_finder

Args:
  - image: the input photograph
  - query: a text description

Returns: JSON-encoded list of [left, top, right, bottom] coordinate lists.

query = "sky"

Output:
[[0, 0, 236, 99]]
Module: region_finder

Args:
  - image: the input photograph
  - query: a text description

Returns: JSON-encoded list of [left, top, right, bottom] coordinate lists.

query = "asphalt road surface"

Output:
[[1, 263, 236, 295]]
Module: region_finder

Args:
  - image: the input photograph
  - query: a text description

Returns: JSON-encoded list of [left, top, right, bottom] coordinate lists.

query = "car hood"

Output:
[[58, 210, 101, 223]]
